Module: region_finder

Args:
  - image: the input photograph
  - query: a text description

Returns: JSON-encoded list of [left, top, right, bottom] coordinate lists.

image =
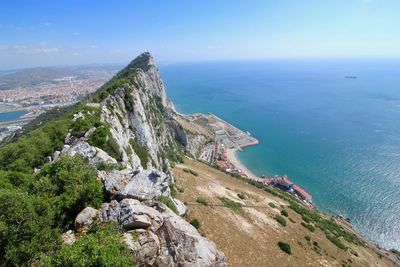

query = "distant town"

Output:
[[0, 65, 119, 140]]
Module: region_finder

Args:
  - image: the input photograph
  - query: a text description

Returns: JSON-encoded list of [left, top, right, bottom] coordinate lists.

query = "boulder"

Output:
[[61, 140, 117, 166], [91, 148, 118, 166], [99, 169, 171, 201], [119, 199, 163, 231], [155, 204, 227, 266], [61, 140, 97, 159], [123, 230, 160, 266], [98, 200, 121, 222], [61, 230, 76, 245], [99, 199, 163, 232], [75, 207, 99, 232]]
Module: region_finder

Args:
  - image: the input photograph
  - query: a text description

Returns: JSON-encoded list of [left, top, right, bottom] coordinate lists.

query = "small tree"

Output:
[[190, 218, 201, 229], [278, 241, 291, 255]]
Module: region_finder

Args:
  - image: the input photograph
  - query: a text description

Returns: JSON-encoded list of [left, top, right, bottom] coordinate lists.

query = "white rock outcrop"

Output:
[[98, 169, 171, 201], [75, 207, 99, 233], [99, 199, 163, 232], [155, 203, 227, 266]]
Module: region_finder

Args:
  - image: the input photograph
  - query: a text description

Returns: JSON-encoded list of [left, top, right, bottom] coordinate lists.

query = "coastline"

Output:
[[226, 147, 257, 179]]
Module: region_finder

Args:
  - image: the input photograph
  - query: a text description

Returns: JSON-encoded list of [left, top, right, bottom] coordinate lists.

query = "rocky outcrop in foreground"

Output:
[[58, 53, 226, 266]]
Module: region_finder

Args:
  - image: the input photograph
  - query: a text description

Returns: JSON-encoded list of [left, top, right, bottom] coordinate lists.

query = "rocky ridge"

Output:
[[56, 53, 225, 266]]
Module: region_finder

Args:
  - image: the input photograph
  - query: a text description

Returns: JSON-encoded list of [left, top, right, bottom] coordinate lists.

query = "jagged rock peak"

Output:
[[114, 52, 157, 80]]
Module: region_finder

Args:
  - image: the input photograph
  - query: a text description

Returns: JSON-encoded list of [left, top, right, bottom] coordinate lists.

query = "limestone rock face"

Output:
[[62, 53, 227, 266], [98, 169, 171, 201], [99, 53, 183, 172], [119, 199, 164, 231], [61, 139, 117, 166], [123, 230, 160, 266], [98, 200, 120, 222], [99, 199, 163, 232], [155, 204, 227, 267], [172, 197, 187, 217], [75, 207, 99, 233]]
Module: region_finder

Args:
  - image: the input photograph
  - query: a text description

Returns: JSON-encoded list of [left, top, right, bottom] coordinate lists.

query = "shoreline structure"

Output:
[[181, 112, 312, 203]]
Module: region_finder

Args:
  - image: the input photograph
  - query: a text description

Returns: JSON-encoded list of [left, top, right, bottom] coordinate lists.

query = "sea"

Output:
[[159, 59, 400, 250], [0, 110, 27, 123]]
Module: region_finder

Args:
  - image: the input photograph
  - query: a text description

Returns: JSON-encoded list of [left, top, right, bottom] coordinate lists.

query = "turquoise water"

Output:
[[160, 59, 400, 250], [0, 110, 27, 122]]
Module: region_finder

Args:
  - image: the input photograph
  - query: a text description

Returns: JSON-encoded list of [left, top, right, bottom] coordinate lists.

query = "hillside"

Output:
[[0, 52, 397, 266], [174, 158, 397, 267]]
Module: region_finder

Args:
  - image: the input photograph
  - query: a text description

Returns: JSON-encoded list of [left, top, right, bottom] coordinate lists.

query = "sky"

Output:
[[1, 0, 400, 69]]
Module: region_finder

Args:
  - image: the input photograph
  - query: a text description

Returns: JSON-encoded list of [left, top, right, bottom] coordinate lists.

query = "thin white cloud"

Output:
[[43, 22, 53, 27], [89, 44, 97, 49], [72, 32, 81, 36], [1, 44, 60, 55]]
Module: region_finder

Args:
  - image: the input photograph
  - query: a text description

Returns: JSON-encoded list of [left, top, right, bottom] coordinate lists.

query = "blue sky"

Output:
[[1, 0, 399, 69]]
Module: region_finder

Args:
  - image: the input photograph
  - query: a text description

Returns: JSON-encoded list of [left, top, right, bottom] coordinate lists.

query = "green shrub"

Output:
[[326, 234, 347, 251], [89, 126, 121, 161], [305, 236, 311, 242], [302, 214, 311, 223], [47, 222, 132, 266], [281, 210, 289, 217], [268, 202, 276, 208], [190, 219, 200, 229], [158, 196, 178, 214], [237, 192, 246, 200], [0, 117, 70, 172], [196, 197, 208, 206], [170, 186, 177, 198], [33, 156, 106, 228], [278, 241, 291, 255], [274, 215, 287, 227], [218, 197, 242, 212], [301, 222, 316, 232], [0, 189, 59, 266], [129, 139, 150, 168], [289, 201, 362, 246], [182, 168, 198, 176]]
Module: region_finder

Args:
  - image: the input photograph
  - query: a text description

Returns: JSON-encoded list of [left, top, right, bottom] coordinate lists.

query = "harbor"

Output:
[[188, 112, 314, 205]]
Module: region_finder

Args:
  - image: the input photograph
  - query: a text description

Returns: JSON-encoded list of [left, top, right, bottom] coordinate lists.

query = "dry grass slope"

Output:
[[173, 157, 397, 267]]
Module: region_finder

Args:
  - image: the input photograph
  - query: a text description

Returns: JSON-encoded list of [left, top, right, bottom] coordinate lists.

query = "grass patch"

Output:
[[158, 196, 178, 214], [274, 215, 287, 227], [281, 210, 288, 217], [268, 202, 276, 208], [190, 218, 200, 229], [170, 186, 177, 198], [326, 234, 347, 251], [182, 168, 198, 176], [301, 222, 316, 232], [289, 201, 363, 246], [218, 197, 242, 212], [237, 192, 246, 200], [196, 197, 209, 206], [129, 139, 150, 168], [278, 241, 291, 255]]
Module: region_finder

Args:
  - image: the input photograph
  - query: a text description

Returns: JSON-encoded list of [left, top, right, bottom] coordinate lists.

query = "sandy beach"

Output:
[[226, 148, 257, 179]]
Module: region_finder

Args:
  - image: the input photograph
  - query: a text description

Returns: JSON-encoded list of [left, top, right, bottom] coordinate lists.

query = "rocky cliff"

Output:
[[57, 53, 226, 266]]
